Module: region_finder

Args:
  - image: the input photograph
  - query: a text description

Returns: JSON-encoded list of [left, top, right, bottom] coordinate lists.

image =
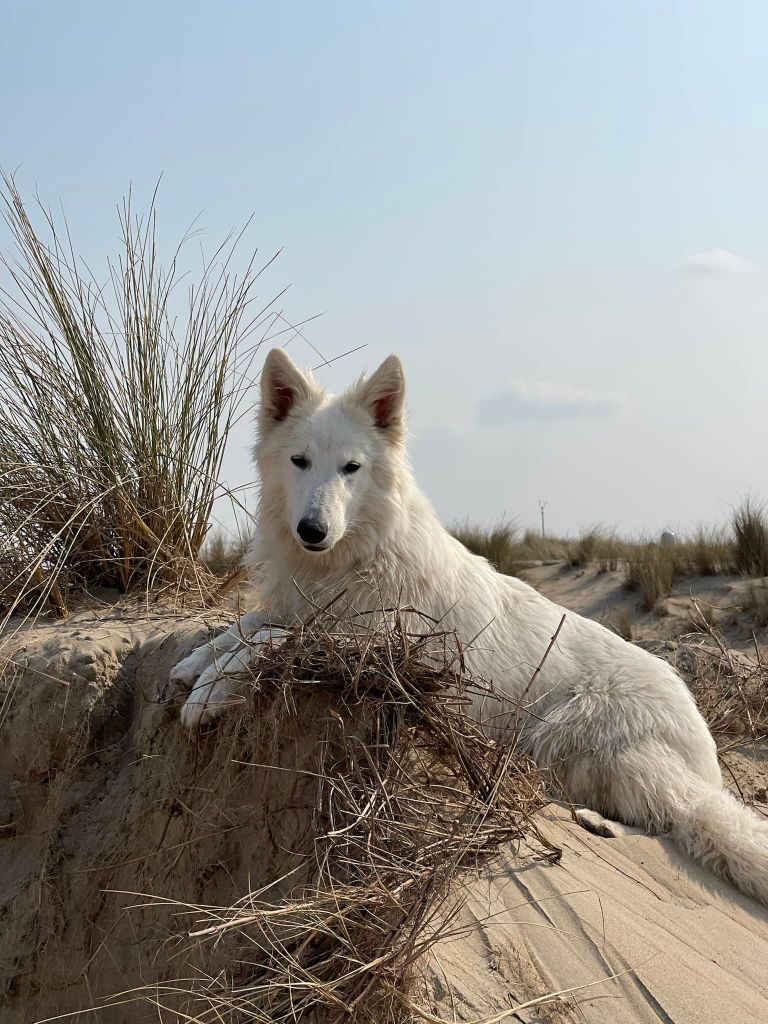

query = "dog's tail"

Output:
[[640, 746, 768, 905]]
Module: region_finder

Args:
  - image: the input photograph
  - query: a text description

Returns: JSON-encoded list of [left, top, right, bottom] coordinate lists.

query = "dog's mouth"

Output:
[[302, 543, 330, 553]]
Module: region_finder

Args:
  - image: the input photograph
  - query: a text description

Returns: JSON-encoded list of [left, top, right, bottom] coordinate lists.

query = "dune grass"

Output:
[[450, 520, 568, 575], [200, 525, 251, 576], [733, 497, 768, 577], [0, 176, 285, 619], [450, 519, 524, 575], [452, 500, 768, 612]]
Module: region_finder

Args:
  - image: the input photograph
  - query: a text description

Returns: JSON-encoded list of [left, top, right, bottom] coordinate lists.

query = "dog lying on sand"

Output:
[[172, 348, 768, 906]]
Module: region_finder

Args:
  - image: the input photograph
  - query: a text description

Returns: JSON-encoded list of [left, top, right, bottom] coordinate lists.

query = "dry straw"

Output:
[[684, 601, 768, 749], [120, 606, 557, 1023]]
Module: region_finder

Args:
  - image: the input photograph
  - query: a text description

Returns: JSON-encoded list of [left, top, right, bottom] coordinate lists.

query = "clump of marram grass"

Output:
[[451, 518, 523, 575], [0, 176, 282, 619], [519, 529, 570, 562], [568, 526, 625, 572], [451, 519, 570, 573], [686, 525, 735, 576], [567, 527, 601, 568], [623, 542, 676, 611], [122, 607, 554, 1023], [733, 497, 768, 578], [201, 526, 252, 577]]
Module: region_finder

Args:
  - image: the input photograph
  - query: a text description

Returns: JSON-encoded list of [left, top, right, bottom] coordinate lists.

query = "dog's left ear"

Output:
[[356, 355, 406, 442]]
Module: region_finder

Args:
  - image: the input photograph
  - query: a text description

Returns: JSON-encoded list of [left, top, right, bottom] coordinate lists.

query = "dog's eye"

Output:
[[291, 455, 310, 470], [342, 461, 360, 475]]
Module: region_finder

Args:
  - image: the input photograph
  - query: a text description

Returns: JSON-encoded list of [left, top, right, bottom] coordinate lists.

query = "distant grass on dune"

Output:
[[450, 519, 568, 575], [450, 500, 768, 603]]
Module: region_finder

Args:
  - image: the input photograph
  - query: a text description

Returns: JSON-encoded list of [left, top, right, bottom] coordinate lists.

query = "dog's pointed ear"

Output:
[[356, 355, 406, 442], [260, 349, 316, 430]]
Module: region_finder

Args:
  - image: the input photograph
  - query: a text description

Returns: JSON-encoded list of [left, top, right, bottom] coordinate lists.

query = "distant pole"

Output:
[[538, 499, 548, 539]]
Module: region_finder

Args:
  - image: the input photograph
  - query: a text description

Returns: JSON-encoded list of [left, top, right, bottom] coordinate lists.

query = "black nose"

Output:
[[297, 519, 328, 545]]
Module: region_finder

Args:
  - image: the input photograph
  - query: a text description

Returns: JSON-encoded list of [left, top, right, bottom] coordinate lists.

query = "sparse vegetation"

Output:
[[624, 544, 676, 610], [200, 526, 251, 576], [451, 518, 522, 575], [688, 526, 733, 576], [568, 526, 603, 568], [610, 604, 634, 640], [451, 519, 569, 573], [568, 526, 623, 572], [675, 617, 768, 748], [688, 600, 718, 633], [0, 177, 278, 619], [454, 501, 768, 603], [733, 497, 768, 577]]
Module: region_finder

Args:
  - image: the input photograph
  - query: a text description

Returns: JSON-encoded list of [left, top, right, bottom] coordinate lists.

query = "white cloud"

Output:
[[476, 381, 626, 426], [676, 249, 754, 277]]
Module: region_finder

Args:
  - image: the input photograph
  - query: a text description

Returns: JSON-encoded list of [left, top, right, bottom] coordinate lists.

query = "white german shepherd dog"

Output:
[[172, 349, 768, 905]]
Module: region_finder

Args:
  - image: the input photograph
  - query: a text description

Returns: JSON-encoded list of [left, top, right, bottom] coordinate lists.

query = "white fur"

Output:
[[174, 349, 768, 905]]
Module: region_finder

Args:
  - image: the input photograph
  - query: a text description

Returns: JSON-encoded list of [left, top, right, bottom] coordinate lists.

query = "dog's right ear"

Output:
[[259, 349, 316, 430]]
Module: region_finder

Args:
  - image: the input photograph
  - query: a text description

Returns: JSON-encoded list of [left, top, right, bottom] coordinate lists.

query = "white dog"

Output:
[[172, 349, 768, 905]]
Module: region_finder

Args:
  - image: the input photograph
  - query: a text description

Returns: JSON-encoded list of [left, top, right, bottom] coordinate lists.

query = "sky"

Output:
[[2, 1, 768, 538]]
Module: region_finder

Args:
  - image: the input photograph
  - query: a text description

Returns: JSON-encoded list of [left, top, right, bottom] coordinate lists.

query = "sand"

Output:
[[1, 576, 767, 1023], [424, 805, 768, 1023], [0, 605, 378, 1021]]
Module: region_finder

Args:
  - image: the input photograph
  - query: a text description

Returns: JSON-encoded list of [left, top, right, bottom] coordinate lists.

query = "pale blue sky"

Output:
[[3, 2, 767, 536]]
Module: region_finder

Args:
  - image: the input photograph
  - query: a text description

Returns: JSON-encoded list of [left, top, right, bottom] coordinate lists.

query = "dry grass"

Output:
[[568, 526, 622, 572], [610, 604, 634, 641], [681, 606, 768, 749], [454, 501, 768, 596], [451, 519, 568, 573], [127, 609, 555, 1022], [201, 526, 251, 576], [623, 545, 676, 611], [0, 176, 285, 620], [733, 497, 768, 577], [451, 518, 522, 575], [619, 506, 767, 611]]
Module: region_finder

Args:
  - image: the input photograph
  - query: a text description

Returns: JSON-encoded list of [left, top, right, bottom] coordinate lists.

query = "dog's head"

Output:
[[255, 348, 407, 558]]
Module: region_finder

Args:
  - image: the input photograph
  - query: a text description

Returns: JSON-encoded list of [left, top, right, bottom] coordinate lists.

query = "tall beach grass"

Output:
[[0, 176, 287, 618]]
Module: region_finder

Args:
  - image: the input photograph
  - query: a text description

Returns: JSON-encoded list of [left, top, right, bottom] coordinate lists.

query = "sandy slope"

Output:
[[423, 565, 768, 1023], [1, 582, 767, 1023], [0, 606, 377, 1022], [524, 561, 768, 652], [425, 806, 768, 1023]]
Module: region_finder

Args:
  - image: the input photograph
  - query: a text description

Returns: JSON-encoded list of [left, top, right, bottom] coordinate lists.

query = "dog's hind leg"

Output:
[[561, 739, 768, 904], [574, 807, 646, 838]]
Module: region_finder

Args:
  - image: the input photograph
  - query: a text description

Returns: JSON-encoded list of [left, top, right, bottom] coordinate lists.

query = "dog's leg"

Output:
[[574, 807, 644, 839], [180, 623, 288, 730], [170, 611, 267, 688]]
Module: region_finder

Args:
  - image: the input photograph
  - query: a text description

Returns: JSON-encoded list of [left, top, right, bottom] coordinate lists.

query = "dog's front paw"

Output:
[[179, 694, 211, 730], [179, 666, 244, 731], [170, 645, 214, 688]]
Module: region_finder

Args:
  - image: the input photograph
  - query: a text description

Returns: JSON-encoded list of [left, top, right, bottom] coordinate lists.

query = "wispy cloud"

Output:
[[676, 249, 754, 277], [476, 381, 626, 426]]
